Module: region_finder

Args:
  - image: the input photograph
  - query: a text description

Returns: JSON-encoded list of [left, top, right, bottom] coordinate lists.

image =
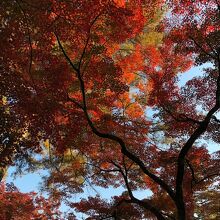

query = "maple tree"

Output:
[[1, 0, 220, 219], [0, 182, 61, 219]]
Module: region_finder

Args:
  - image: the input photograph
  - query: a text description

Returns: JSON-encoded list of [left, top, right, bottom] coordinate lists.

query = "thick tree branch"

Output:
[[56, 33, 176, 211], [78, 64, 176, 201], [175, 50, 220, 219]]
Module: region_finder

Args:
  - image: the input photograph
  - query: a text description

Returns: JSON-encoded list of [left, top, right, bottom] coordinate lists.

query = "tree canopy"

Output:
[[1, 0, 220, 219]]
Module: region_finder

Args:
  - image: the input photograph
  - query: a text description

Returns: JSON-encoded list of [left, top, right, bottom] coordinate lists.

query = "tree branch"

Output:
[[15, 0, 35, 88], [54, 33, 79, 73], [175, 47, 220, 217], [67, 95, 84, 110], [56, 34, 176, 203], [189, 36, 216, 60], [78, 12, 103, 71], [163, 106, 202, 125], [186, 158, 219, 188], [111, 161, 166, 220]]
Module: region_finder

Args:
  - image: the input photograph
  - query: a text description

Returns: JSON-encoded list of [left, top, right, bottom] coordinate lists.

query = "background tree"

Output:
[[0, 182, 61, 220]]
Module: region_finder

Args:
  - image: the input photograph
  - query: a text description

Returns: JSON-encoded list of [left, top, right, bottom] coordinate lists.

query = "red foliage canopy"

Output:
[[1, 0, 220, 219]]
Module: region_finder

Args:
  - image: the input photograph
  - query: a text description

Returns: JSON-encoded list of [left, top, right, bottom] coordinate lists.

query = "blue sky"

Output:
[[6, 167, 152, 218]]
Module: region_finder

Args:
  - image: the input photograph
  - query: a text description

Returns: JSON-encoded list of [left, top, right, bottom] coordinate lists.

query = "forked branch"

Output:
[[55, 33, 176, 219]]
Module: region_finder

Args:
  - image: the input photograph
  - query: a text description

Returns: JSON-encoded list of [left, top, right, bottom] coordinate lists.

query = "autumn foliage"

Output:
[[0, 182, 61, 220], [1, 0, 220, 219]]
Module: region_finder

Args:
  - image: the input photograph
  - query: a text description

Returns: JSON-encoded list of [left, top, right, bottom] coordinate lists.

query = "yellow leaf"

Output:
[[44, 139, 50, 148], [2, 96, 7, 105]]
